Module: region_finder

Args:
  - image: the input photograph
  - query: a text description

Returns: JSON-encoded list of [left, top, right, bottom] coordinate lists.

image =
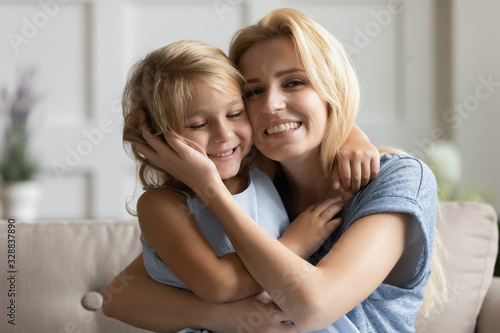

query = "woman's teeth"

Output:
[[265, 122, 300, 135], [211, 148, 235, 157]]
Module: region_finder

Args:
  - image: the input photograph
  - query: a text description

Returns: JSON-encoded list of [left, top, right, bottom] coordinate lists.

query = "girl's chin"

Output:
[[217, 169, 240, 180]]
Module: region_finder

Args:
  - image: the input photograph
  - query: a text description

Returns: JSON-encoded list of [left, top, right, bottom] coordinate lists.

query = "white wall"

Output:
[[0, 0, 497, 218], [451, 0, 500, 210]]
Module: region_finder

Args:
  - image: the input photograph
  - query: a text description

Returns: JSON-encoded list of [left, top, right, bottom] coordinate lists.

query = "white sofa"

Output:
[[1, 201, 498, 332]]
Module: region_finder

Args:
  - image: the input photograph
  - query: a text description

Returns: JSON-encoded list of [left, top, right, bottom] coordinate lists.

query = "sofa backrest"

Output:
[[0, 201, 498, 332], [416, 202, 498, 333]]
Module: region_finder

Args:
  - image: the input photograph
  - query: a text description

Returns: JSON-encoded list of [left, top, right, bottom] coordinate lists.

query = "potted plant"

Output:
[[0, 68, 41, 221]]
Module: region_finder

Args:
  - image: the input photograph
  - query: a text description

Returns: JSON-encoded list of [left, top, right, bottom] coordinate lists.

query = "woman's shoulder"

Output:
[[379, 153, 430, 174], [376, 154, 437, 198]]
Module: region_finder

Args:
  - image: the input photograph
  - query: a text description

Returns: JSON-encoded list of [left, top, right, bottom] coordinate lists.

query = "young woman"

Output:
[[105, 37, 379, 332], [115, 8, 447, 333]]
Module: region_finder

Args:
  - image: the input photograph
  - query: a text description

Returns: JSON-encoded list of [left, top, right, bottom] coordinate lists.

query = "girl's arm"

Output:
[[102, 255, 300, 333], [138, 187, 260, 303], [139, 185, 342, 304], [333, 124, 380, 193], [154, 134, 419, 332]]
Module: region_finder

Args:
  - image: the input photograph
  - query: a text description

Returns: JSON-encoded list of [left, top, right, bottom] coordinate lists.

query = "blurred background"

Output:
[[0, 0, 498, 220]]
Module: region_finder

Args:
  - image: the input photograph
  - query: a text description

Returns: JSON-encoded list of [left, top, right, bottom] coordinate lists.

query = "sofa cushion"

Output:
[[416, 202, 499, 332], [0, 219, 148, 333], [476, 277, 500, 333]]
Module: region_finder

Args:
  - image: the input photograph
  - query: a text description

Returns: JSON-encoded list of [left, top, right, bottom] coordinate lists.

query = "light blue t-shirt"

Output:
[[306, 154, 438, 333]]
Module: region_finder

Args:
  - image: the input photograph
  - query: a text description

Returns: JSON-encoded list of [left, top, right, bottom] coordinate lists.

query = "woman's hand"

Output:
[[279, 198, 343, 259], [332, 124, 380, 194], [137, 111, 222, 197], [209, 292, 300, 333]]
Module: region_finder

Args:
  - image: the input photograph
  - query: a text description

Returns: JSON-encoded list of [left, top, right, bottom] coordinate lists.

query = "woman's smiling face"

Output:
[[238, 37, 329, 164]]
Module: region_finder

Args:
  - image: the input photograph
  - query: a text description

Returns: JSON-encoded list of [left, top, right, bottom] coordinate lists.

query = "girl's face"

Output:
[[181, 84, 253, 180], [238, 37, 329, 164]]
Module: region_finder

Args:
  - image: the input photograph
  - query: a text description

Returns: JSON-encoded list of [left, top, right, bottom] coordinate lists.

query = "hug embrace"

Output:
[[103, 8, 447, 333]]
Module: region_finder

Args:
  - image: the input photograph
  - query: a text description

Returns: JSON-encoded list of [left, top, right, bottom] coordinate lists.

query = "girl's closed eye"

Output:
[[187, 122, 207, 130]]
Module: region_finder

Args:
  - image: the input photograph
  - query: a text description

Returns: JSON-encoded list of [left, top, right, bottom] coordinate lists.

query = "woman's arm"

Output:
[[102, 255, 211, 332], [151, 134, 419, 331], [102, 255, 301, 333], [200, 180, 413, 331]]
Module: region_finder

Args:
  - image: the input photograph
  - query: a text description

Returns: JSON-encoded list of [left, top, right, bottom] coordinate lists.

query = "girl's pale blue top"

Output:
[[141, 167, 289, 289]]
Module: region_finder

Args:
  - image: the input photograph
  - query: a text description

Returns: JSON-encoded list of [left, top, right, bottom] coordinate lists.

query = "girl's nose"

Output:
[[212, 120, 233, 143]]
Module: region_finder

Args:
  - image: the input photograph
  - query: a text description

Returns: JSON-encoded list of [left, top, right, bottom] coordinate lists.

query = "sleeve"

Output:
[[344, 154, 437, 224], [341, 154, 438, 286], [310, 154, 438, 280]]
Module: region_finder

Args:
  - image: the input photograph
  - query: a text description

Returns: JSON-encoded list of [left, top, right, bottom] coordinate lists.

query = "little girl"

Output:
[[121, 40, 372, 332]]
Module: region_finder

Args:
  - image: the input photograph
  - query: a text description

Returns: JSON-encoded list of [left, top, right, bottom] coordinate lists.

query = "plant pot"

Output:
[[0, 181, 42, 221]]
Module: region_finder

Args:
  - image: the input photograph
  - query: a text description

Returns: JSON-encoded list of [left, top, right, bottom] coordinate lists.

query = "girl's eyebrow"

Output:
[[189, 98, 243, 117], [245, 68, 305, 83]]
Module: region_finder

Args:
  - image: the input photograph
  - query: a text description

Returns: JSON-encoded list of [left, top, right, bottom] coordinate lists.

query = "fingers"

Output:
[[138, 110, 201, 159], [311, 197, 343, 220], [163, 131, 208, 160], [337, 156, 352, 193], [370, 154, 380, 181], [139, 111, 168, 153], [331, 159, 341, 190], [348, 160, 362, 194], [333, 151, 380, 195], [137, 143, 158, 161]]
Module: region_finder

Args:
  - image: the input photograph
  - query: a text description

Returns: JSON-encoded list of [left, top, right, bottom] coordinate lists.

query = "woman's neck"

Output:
[[280, 150, 347, 215]]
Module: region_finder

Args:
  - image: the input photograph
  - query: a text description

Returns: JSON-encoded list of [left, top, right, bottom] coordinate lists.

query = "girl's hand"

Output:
[[279, 198, 343, 259], [210, 292, 300, 333], [137, 111, 221, 196], [332, 124, 380, 194]]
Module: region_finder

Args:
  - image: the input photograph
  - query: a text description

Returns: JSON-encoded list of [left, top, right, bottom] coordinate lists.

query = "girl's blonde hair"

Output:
[[122, 40, 245, 190], [230, 8, 360, 177], [230, 8, 447, 317]]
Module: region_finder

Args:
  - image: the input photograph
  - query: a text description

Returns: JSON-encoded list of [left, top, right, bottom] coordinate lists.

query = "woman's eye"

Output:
[[285, 80, 303, 88], [244, 88, 262, 99]]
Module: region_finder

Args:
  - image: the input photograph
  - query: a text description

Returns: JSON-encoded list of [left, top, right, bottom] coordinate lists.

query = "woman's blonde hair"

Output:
[[230, 8, 447, 317], [122, 40, 245, 191], [230, 8, 360, 177]]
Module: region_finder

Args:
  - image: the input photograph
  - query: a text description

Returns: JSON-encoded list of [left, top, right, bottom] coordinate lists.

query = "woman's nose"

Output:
[[263, 88, 286, 114]]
